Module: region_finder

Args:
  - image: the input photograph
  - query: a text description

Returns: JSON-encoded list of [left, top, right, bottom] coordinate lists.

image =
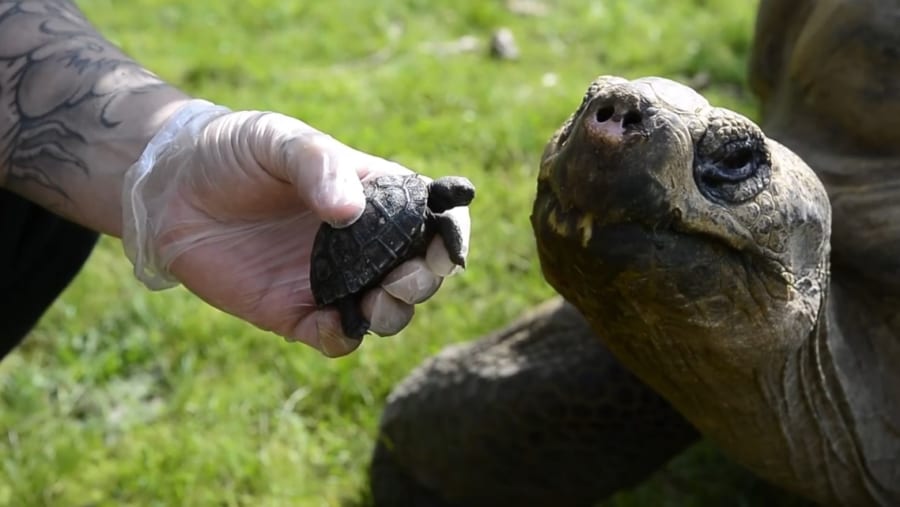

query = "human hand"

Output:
[[122, 100, 471, 357]]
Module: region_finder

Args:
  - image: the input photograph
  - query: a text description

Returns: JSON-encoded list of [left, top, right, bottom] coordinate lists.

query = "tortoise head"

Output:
[[428, 176, 476, 214], [531, 76, 832, 382]]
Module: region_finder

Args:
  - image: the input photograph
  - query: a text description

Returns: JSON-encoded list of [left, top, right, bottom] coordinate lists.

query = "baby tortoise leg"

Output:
[[428, 210, 467, 268], [335, 294, 369, 340]]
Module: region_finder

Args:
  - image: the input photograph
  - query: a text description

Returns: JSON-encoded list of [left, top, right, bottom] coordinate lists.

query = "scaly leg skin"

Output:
[[335, 295, 369, 340], [369, 298, 700, 507], [432, 212, 466, 268]]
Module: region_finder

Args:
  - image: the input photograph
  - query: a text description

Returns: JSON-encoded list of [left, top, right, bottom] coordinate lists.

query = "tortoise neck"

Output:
[[632, 274, 899, 507], [748, 288, 873, 506], [783, 274, 900, 506], [587, 271, 900, 506]]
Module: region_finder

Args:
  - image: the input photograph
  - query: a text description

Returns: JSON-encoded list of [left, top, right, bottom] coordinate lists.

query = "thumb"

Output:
[[292, 139, 367, 227], [240, 111, 367, 227]]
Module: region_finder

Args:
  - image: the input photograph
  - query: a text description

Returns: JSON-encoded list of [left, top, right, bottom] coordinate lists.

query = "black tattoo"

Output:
[[0, 0, 167, 203]]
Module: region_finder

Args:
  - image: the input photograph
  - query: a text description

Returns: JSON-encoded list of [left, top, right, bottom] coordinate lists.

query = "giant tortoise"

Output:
[[369, 1, 899, 506]]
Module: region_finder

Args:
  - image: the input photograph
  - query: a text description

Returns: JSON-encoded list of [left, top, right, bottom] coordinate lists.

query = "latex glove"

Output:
[[122, 100, 471, 357]]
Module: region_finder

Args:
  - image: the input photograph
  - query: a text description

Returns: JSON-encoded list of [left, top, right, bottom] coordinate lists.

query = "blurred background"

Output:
[[1, 0, 779, 505]]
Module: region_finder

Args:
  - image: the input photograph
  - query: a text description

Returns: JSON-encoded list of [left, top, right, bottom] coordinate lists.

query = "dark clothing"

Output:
[[0, 189, 98, 359]]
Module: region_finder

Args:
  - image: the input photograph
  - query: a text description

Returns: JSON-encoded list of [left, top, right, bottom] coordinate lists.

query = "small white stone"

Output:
[[490, 28, 520, 60]]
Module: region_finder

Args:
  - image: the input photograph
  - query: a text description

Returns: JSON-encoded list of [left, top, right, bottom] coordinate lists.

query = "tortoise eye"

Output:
[[694, 139, 771, 204], [720, 147, 754, 172], [703, 146, 757, 184]]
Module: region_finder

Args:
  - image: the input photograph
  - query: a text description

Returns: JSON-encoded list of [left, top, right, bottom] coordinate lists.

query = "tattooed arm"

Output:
[[0, 0, 473, 355], [0, 0, 189, 236]]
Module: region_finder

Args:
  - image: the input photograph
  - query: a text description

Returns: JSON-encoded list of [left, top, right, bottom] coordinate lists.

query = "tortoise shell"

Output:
[[310, 174, 431, 306]]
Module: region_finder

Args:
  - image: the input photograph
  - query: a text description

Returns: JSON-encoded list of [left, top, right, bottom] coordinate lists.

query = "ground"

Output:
[[0, 1, 781, 505]]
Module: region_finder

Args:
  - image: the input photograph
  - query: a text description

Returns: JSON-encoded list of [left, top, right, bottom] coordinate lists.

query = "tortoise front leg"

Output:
[[429, 211, 467, 268], [370, 298, 702, 507]]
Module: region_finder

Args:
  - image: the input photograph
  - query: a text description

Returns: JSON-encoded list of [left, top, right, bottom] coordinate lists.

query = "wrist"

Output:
[[73, 93, 197, 238], [121, 99, 232, 290]]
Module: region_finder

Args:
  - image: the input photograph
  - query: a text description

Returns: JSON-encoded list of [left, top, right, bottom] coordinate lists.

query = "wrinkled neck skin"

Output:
[[532, 76, 898, 506], [783, 274, 900, 507]]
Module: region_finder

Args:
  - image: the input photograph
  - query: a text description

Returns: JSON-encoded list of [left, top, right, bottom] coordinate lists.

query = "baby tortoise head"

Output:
[[532, 76, 832, 364]]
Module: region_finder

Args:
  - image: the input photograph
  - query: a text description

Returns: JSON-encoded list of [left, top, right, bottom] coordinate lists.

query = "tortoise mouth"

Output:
[[532, 178, 795, 305], [532, 179, 762, 273], [533, 183, 680, 251], [532, 185, 770, 327]]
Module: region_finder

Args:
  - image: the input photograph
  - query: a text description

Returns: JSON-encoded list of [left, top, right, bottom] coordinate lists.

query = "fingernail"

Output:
[[319, 169, 365, 228], [364, 290, 414, 336], [383, 273, 440, 304], [320, 335, 359, 357], [316, 312, 360, 357], [425, 244, 460, 277]]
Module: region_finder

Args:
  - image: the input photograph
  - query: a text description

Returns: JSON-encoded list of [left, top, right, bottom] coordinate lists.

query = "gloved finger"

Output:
[[287, 134, 369, 228], [288, 308, 362, 357], [243, 112, 367, 227], [362, 288, 415, 336], [381, 258, 443, 304], [426, 205, 471, 277]]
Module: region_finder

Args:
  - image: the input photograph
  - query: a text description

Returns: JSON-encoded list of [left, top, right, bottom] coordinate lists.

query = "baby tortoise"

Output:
[[310, 174, 475, 339]]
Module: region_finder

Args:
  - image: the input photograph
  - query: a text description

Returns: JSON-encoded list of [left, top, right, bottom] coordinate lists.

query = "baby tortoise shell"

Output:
[[310, 174, 475, 339]]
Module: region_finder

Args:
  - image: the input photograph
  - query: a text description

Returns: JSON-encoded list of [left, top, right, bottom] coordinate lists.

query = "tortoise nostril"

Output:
[[622, 110, 643, 128], [593, 104, 643, 129], [596, 106, 615, 123]]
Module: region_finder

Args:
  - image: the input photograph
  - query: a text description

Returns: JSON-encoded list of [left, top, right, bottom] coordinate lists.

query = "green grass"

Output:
[[0, 0, 776, 505]]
